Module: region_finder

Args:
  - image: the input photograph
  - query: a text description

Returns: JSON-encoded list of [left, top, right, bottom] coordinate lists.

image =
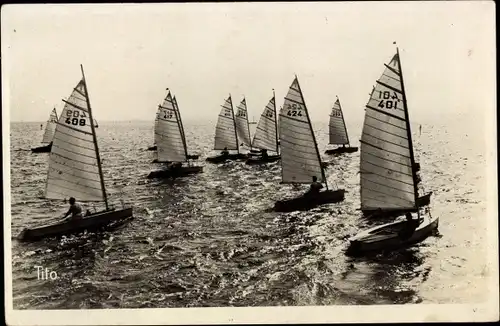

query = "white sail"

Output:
[[235, 98, 251, 148], [252, 94, 279, 153], [155, 91, 186, 163], [45, 79, 105, 202], [153, 105, 161, 146], [360, 52, 416, 211], [41, 108, 58, 144], [280, 77, 324, 184], [328, 98, 349, 145], [172, 96, 188, 158], [214, 96, 238, 150]]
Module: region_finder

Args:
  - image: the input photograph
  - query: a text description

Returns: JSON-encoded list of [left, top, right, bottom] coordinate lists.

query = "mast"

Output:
[[295, 76, 329, 190], [80, 64, 108, 210], [273, 89, 279, 154], [173, 95, 189, 161], [396, 47, 419, 210], [337, 96, 350, 146], [229, 94, 239, 153], [244, 96, 252, 150]]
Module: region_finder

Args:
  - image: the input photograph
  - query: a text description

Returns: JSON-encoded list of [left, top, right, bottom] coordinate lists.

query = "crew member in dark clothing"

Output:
[[307, 176, 323, 195], [261, 149, 268, 159], [398, 212, 419, 240], [221, 147, 229, 157], [62, 197, 83, 222]]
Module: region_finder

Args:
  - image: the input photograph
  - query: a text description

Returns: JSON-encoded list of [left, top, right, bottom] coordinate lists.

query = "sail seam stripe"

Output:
[[384, 63, 400, 75], [51, 152, 99, 166], [363, 132, 408, 150], [363, 151, 411, 167], [54, 129, 93, 144], [364, 123, 408, 140], [362, 185, 415, 203], [53, 144, 97, 160], [48, 169, 100, 183], [73, 87, 86, 98], [360, 140, 411, 159], [62, 100, 89, 113], [48, 180, 103, 195], [360, 169, 414, 186], [361, 176, 415, 195], [280, 139, 317, 155], [366, 114, 407, 130], [284, 97, 304, 106], [363, 160, 413, 178], [57, 123, 93, 136], [376, 80, 402, 94], [50, 160, 100, 175], [362, 193, 408, 207], [365, 105, 406, 122]]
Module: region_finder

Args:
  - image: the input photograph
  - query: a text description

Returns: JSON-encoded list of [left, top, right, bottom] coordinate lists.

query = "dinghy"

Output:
[[31, 108, 58, 153], [325, 97, 358, 155], [358, 48, 432, 219], [19, 65, 133, 241], [246, 91, 281, 165], [148, 90, 203, 179], [206, 95, 248, 163], [273, 76, 345, 212]]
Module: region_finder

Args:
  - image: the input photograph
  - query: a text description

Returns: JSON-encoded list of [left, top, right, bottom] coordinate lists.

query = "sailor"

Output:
[[221, 147, 229, 157], [398, 212, 419, 240], [62, 197, 83, 222], [307, 176, 323, 195], [261, 149, 269, 159]]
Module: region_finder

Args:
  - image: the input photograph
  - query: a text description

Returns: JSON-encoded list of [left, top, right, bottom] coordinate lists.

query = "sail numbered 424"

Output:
[[214, 96, 238, 150], [252, 94, 279, 153], [45, 80, 105, 202], [156, 91, 187, 163], [41, 108, 58, 144], [360, 52, 416, 211], [235, 98, 251, 148], [329, 98, 349, 145], [280, 77, 324, 184]]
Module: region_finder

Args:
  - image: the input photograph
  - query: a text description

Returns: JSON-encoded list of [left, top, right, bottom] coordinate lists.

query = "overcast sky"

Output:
[[2, 2, 495, 124]]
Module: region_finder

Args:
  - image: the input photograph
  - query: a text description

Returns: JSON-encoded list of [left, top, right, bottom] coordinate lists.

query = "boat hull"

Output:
[[245, 155, 281, 165], [18, 207, 133, 241], [147, 166, 203, 179], [325, 146, 358, 155], [274, 189, 345, 212], [346, 216, 439, 256], [31, 143, 52, 153], [147, 145, 157, 151], [362, 192, 432, 218], [206, 153, 248, 164], [151, 154, 200, 164]]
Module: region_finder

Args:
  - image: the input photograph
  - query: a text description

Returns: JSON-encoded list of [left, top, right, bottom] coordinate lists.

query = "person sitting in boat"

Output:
[[221, 147, 229, 157], [62, 197, 83, 222], [398, 212, 419, 240], [307, 176, 323, 195], [261, 149, 268, 159]]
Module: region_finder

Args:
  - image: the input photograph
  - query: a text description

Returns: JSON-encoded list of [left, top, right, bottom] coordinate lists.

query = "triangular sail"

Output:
[[155, 91, 187, 163], [328, 98, 349, 145], [214, 96, 238, 150], [41, 108, 58, 144], [252, 94, 279, 153], [172, 96, 188, 158], [280, 77, 325, 184], [235, 98, 251, 148], [360, 52, 417, 211], [153, 105, 160, 146], [45, 79, 105, 202]]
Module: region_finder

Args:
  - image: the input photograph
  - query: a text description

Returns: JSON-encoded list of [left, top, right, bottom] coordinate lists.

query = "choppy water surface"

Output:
[[10, 116, 490, 309]]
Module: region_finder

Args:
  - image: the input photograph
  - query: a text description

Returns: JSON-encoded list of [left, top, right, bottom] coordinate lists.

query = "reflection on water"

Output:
[[9, 116, 488, 308]]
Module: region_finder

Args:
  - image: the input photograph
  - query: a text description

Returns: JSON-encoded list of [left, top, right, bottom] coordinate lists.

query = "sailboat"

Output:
[[31, 108, 58, 153], [347, 49, 438, 255], [206, 95, 248, 163], [19, 65, 133, 241], [235, 97, 252, 150], [148, 90, 203, 179], [94, 119, 99, 128], [325, 97, 358, 155], [249, 115, 258, 125], [246, 91, 281, 165], [273, 76, 345, 212]]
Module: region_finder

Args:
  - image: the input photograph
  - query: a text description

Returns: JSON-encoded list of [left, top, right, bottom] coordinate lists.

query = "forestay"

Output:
[[45, 79, 105, 202], [328, 98, 349, 145], [360, 52, 417, 211], [235, 98, 251, 148], [252, 94, 279, 153], [214, 96, 238, 150], [42, 108, 58, 144], [156, 91, 187, 163], [280, 77, 325, 184]]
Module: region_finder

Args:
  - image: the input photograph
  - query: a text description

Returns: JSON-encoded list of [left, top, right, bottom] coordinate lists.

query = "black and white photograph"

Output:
[[3, 2, 498, 325]]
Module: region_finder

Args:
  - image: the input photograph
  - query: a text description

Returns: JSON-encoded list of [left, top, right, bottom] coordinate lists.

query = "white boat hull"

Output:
[[346, 215, 439, 256]]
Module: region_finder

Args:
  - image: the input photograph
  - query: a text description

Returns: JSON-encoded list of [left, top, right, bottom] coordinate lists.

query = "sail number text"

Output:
[[236, 111, 247, 118], [65, 109, 87, 126], [332, 110, 342, 117], [377, 91, 400, 110], [265, 111, 274, 118], [285, 104, 303, 117], [163, 110, 174, 119]]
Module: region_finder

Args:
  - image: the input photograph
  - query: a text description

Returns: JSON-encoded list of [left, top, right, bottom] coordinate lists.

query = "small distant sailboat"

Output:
[[249, 116, 258, 125], [246, 91, 281, 165], [94, 119, 99, 128], [324, 97, 358, 155], [206, 95, 248, 163], [346, 48, 437, 256], [273, 76, 345, 212], [148, 90, 203, 179], [31, 108, 58, 153], [19, 65, 133, 241]]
